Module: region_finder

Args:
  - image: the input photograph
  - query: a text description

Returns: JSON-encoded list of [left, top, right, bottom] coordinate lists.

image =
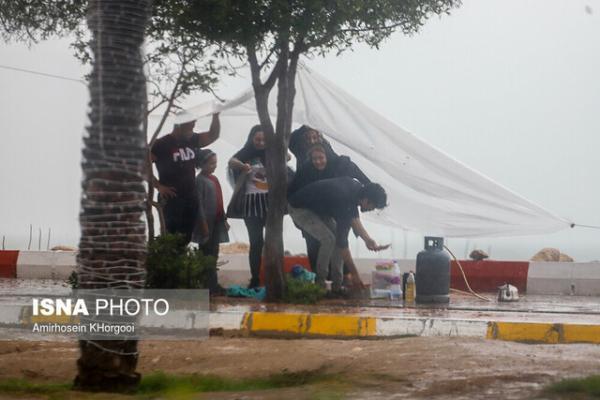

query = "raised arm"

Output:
[[197, 113, 220, 147]]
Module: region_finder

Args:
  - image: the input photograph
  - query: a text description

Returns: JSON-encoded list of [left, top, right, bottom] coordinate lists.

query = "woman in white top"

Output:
[[228, 125, 268, 288]]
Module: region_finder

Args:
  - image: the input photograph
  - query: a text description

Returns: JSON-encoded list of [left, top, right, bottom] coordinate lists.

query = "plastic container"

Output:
[[372, 288, 392, 298], [389, 260, 403, 299]]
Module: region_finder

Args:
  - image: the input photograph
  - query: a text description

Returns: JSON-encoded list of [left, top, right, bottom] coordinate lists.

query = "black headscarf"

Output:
[[289, 125, 336, 170], [287, 145, 370, 196], [233, 125, 266, 165]]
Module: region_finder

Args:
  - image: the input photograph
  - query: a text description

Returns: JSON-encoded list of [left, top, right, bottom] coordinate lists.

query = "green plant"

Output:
[[283, 277, 326, 305], [67, 270, 79, 289], [546, 375, 600, 398], [0, 379, 71, 395], [0, 369, 340, 397], [146, 234, 216, 289]]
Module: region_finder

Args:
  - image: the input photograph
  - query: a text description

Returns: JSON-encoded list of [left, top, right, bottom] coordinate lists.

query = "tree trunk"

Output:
[[75, 0, 150, 392], [251, 87, 283, 300], [253, 49, 300, 300]]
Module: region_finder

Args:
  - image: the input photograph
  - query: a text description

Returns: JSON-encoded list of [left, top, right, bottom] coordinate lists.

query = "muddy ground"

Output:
[[1, 337, 600, 399]]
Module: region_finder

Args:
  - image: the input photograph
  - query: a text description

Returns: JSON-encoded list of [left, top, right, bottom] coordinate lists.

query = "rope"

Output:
[[572, 223, 600, 230], [444, 245, 492, 302], [0, 64, 86, 84], [87, 340, 139, 356]]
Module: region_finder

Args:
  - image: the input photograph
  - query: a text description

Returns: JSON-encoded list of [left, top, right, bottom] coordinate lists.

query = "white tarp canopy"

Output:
[[152, 63, 571, 238]]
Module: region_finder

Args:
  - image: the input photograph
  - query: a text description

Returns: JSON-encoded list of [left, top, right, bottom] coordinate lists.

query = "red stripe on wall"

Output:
[[451, 260, 529, 293], [0, 250, 19, 278]]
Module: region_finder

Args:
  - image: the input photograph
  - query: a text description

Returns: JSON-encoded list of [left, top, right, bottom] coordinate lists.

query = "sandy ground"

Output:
[[0, 337, 599, 399]]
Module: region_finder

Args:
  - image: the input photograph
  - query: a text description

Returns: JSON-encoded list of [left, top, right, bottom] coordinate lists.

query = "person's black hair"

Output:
[[233, 124, 266, 164], [359, 183, 387, 209], [306, 143, 328, 158], [289, 125, 337, 168], [195, 148, 215, 169], [244, 125, 263, 148]]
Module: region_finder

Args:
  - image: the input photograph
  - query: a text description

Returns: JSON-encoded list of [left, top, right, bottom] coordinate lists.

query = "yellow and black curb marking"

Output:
[[487, 322, 600, 344], [239, 312, 600, 344], [241, 312, 376, 338], [14, 304, 600, 344]]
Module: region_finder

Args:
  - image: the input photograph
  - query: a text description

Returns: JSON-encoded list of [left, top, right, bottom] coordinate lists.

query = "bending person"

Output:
[[227, 125, 268, 288], [288, 177, 388, 293], [288, 144, 371, 271]]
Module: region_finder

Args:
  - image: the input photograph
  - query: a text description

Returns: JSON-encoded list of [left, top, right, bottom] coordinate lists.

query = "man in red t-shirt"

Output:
[[151, 113, 220, 243]]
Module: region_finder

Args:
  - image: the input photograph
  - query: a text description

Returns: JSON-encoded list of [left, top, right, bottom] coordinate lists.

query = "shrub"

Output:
[[146, 234, 216, 289], [283, 277, 326, 305], [67, 271, 78, 289]]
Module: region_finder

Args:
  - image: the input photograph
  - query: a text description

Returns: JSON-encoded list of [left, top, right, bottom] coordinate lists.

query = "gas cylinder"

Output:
[[416, 236, 450, 304]]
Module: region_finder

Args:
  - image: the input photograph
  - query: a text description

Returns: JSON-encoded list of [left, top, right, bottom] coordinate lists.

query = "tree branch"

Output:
[[258, 46, 277, 70], [263, 56, 282, 92], [147, 98, 169, 115], [247, 46, 263, 90], [148, 60, 186, 147], [337, 21, 406, 34], [305, 21, 407, 50], [208, 86, 225, 102], [248, 44, 283, 93]]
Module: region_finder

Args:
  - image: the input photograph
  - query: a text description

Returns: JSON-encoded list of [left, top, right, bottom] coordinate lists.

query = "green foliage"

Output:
[[546, 375, 600, 398], [0, 378, 71, 395], [146, 234, 216, 289], [138, 369, 333, 394], [1, 1, 230, 118], [283, 277, 326, 305], [67, 270, 79, 289], [0, 0, 84, 43], [0, 369, 338, 397], [160, 0, 461, 57]]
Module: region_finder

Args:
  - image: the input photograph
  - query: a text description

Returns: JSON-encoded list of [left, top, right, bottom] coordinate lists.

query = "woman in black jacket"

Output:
[[288, 144, 371, 273], [289, 125, 336, 171], [288, 144, 370, 195]]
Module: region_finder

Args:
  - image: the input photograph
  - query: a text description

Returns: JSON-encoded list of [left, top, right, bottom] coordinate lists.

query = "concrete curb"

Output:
[[210, 310, 600, 344]]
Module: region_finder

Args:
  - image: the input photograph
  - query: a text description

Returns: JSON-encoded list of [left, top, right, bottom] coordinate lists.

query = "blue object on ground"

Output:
[[301, 270, 316, 283], [289, 265, 316, 283], [291, 265, 304, 278], [227, 285, 266, 300]]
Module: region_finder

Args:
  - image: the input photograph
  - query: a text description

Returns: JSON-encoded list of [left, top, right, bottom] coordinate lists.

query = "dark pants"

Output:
[[163, 195, 198, 244], [305, 234, 320, 272], [200, 228, 221, 292], [244, 216, 266, 288]]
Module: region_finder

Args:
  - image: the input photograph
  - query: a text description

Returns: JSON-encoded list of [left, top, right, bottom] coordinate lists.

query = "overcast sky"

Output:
[[1, 0, 599, 260]]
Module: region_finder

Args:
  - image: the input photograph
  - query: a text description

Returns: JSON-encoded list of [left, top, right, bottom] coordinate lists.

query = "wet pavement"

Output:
[[2, 278, 600, 326]]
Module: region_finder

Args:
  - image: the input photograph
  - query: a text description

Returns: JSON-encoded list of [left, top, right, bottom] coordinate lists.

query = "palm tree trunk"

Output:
[[74, 0, 150, 392]]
